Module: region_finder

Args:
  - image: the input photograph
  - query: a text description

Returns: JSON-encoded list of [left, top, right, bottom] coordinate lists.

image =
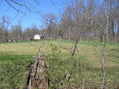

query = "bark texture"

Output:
[[27, 55, 48, 89]]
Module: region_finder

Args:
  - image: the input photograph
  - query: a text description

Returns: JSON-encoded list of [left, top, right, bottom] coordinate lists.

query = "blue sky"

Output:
[[0, 0, 71, 29], [0, 0, 103, 29]]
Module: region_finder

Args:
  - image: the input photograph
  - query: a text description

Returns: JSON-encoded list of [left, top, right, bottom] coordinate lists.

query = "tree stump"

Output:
[[27, 55, 48, 89]]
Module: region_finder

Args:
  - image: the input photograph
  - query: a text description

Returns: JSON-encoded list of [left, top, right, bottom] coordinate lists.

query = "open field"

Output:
[[0, 40, 119, 89]]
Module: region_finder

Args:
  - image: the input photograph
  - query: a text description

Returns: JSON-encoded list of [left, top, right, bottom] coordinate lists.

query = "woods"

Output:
[[0, 0, 119, 43]]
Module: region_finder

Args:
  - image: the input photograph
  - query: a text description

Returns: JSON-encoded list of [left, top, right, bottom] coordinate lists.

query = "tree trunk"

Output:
[[26, 55, 48, 89]]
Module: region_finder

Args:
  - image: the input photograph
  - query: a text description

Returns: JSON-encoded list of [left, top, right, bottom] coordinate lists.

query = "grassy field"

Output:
[[0, 40, 119, 89]]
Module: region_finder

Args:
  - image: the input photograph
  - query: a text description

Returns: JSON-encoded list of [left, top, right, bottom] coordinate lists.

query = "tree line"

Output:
[[0, 17, 40, 42], [43, 0, 119, 42], [0, 0, 119, 42]]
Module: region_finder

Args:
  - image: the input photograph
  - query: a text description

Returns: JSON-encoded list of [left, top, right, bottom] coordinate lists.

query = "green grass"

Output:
[[0, 55, 33, 89], [0, 40, 119, 88]]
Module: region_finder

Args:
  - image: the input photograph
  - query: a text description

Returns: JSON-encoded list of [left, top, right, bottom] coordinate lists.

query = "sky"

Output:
[[0, 0, 104, 30], [0, 0, 71, 29]]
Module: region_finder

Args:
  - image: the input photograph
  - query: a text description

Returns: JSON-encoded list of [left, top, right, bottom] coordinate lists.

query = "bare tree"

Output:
[[10, 25, 23, 41], [0, 16, 10, 42], [60, 0, 96, 40], [43, 14, 57, 39], [100, 0, 112, 89]]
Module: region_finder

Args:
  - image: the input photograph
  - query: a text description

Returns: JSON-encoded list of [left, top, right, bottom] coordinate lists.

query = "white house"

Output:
[[33, 34, 41, 40]]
